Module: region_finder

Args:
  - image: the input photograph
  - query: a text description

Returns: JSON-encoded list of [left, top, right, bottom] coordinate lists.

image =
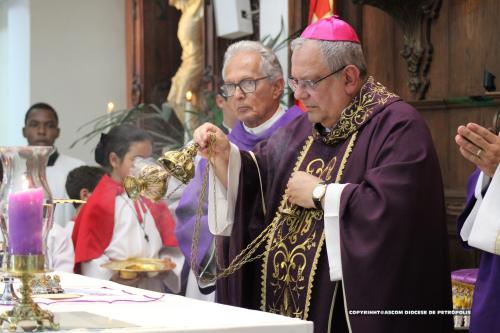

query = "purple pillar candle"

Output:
[[8, 187, 44, 255]]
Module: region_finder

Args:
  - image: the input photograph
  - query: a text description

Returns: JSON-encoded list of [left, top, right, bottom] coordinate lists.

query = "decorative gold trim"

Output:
[[4, 255, 45, 276], [304, 133, 358, 319], [260, 130, 359, 320], [336, 133, 358, 183], [303, 232, 325, 319], [53, 199, 87, 205], [260, 136, 314, 312], [249, 151, 267, 216], [328, 282, 339, 333], [313, 77, 399, 145], [495, 231, 500, 255], [335, 134, 358, 331]]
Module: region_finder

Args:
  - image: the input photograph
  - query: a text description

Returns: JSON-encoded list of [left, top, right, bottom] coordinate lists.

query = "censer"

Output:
[[121, 137, 294, 285], [123, 139, 224, 283], [124, 142, 199, 201]]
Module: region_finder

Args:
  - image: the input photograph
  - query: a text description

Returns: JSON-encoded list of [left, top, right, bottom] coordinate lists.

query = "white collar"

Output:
[[243, 105, 285, 136]]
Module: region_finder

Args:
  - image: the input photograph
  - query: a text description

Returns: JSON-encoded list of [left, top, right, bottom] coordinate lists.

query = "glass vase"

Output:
[[0, 146, 58, 330]]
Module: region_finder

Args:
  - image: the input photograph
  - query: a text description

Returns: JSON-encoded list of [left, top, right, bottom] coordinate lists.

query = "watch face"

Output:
[[313, 184, 326, 199]]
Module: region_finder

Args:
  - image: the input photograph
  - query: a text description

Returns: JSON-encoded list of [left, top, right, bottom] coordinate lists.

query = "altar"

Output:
[[0, 272, 313, 333]]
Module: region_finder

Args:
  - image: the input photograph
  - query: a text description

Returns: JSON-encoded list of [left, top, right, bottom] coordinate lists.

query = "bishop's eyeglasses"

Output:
[[288, 65, 347, 92], [220, 76, 269, 98]]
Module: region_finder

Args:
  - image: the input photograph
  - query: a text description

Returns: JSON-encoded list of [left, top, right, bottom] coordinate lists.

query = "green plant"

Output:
[[70, 103, 184, 155]]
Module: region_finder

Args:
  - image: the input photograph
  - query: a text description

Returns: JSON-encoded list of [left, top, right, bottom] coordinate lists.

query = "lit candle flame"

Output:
[[185, 91, 192, 101], [106, 102, 115, 113], [21, 174, 29, 190]]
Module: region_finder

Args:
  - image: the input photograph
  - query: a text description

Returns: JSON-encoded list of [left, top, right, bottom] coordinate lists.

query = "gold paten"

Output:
[[101, 258, 176, 280], [0, 255, 59, 331], [124, 142, 199, 201]]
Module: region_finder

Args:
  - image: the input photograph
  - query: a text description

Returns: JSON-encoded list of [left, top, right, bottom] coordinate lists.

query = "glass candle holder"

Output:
[[0, 146, 59, 331]]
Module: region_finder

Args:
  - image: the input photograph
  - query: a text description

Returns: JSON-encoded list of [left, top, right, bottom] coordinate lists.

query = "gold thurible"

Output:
[[158, 142, 199, 184], [124, 142, 200, 201]]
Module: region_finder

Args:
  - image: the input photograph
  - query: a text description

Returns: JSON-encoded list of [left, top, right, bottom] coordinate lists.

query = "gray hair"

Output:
[[222, 40, 283, 81], [291, 38, 367, 78]]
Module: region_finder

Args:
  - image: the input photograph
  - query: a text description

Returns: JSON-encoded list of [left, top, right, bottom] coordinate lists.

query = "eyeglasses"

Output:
[[288, 65, 347, 92], [220, 76, 269, 98]]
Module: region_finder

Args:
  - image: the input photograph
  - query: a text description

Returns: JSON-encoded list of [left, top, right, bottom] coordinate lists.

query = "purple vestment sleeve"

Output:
[[457, 174, 500, 332], [466, 168, 481, 202]]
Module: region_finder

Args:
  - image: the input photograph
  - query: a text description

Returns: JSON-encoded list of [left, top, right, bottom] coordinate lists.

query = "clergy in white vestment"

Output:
[[456, 123, 500, 331]]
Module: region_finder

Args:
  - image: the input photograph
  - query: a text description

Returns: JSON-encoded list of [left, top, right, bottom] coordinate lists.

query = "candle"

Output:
[[107, 102, 115, 124], [184, 91, 193, 143], [8, 187, 44, 255], [107, 102, 115, 113], [185, 91, 193, 107]]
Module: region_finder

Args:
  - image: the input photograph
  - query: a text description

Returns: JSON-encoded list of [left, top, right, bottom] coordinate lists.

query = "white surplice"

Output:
[[47, 222, 75, 272], [46, 153, 85, 227], [461, 165, 500, 255], [81, 193, 184, 293]]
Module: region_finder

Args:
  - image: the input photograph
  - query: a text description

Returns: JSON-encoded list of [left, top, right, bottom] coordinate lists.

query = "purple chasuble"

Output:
[[218, 77, 452, 333], [466, 169, 481, 202], [175, 106, 303, 272], [457, 175, 500, 332]]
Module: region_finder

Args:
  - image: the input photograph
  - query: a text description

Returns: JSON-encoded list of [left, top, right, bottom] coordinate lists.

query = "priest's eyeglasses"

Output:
[[288, 65, 347, 92], [220, 76, 270, 98]]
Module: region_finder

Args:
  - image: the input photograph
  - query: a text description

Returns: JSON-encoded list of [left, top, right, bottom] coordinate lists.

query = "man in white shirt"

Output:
[[23, 103, 85, 228]]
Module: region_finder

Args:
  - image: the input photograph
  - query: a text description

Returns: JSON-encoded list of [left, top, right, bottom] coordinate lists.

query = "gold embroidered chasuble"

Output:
[[259, 77, 399, 319]]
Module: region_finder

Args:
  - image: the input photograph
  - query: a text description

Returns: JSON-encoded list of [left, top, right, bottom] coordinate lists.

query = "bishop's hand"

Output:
[[286, 171, 323, 209]]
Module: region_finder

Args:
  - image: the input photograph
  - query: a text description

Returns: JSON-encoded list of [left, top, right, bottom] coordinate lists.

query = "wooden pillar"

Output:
[[125, 0, 182, 107]]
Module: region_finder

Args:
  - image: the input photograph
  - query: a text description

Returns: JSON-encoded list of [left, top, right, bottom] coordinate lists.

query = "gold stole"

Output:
[[260, 133, 357, 319]]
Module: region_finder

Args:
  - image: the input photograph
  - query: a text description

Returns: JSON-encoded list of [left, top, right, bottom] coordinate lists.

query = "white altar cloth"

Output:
[[1, 272, 313, 333]]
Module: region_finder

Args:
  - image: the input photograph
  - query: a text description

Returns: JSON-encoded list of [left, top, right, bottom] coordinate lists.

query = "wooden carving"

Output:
[[352, 0, 442, 99]]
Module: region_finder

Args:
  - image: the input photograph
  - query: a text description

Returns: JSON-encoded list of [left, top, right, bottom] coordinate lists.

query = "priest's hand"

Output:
[[193, 122, 231, 187], [455, 123, 500, 177], [286, 171, 323, 209], [193, 122, 230, 158]]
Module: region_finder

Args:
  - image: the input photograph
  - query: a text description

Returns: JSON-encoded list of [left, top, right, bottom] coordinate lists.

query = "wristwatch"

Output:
[[312, 182, 327, 210]]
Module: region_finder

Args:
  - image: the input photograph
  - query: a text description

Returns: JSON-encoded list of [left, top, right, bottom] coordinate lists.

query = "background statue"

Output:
[[167, 0, 204, 132]]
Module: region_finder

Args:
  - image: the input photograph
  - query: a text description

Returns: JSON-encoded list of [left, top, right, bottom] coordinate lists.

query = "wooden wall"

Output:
[[330, 0, 500, 270], [199, 0, 500, 270], [203, 0, 260, 86], [131, 0, 498, 270], [125, 0, 182, 106]]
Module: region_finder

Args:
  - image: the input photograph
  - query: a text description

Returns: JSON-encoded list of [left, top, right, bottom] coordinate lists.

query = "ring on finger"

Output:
[[476, 149, 482, 158]]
